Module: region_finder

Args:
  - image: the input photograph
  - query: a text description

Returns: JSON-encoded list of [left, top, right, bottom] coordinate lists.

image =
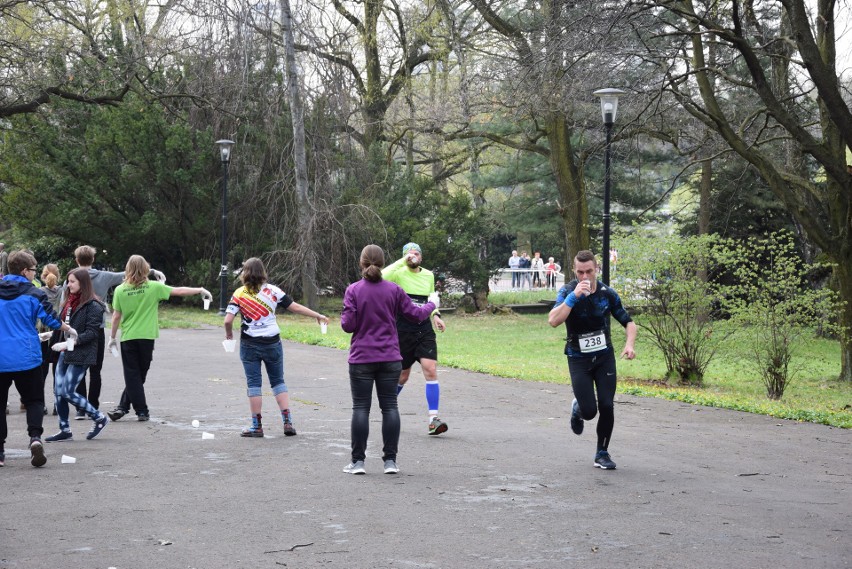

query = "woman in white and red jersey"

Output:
[[224, 257, 328, 438]]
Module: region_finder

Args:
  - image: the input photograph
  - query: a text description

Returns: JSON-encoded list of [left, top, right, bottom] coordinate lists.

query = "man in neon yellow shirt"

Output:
[[382, 243, 448, 435]]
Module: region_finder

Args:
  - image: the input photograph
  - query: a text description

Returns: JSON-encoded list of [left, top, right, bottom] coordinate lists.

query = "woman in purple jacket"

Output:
[[340, 244, 438, 475]]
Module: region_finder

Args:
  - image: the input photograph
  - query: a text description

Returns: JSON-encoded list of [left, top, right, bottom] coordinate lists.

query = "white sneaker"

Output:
[[383, 459, 399, 474], [343, 460, 365, 475]]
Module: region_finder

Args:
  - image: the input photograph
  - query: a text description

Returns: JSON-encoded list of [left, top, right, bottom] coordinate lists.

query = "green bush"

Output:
[[723, 231, 845, 399], [615, 229, 731, 385]]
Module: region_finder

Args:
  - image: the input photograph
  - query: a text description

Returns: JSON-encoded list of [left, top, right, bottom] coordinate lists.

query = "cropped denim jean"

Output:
[[54, 353, 97, 431], [240, 339, 287, 397]]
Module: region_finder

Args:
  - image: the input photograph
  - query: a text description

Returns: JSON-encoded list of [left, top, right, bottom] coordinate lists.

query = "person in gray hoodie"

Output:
[[63, 245, 165, 416]]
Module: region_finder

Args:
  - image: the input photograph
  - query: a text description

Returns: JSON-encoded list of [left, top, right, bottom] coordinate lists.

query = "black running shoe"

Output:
[[74, 409, 86, 420], [30, 438, 47, 467], [570, 398, 584, 435], [594, 450, 616, 470], [107, 408, 126, 421]]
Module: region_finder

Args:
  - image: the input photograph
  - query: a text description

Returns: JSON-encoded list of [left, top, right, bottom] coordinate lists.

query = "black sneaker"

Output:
[[30, 438, 47, 467], [74, 409, 86, 420], [45, 431, 74, 442], [0, 451, 5, 467], [107, 408, 126, 421], [570, 398, 584, 435], [594, 450, 616, 470], [87, 415, 109, 440], [137, 414, 150, 422]]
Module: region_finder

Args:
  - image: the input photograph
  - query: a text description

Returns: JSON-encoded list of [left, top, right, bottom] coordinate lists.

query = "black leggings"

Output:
[[76, 328, 105, 409], [568, 351, 617, 451], [349, 361, 402, 463]]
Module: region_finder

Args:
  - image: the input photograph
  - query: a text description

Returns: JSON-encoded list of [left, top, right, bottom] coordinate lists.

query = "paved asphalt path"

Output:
[[2, 327, 849, 568]]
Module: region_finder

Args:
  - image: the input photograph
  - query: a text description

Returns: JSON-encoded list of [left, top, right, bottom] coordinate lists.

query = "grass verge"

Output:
[[156, 305, 851, 428]]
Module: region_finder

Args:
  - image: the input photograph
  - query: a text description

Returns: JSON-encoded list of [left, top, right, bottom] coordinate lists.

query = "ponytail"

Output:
[[359, 245, 385, 283]]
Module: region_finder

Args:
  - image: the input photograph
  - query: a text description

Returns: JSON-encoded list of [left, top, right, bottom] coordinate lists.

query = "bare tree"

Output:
[[281, 0, 318, 309], [630, 0, 852, 380]]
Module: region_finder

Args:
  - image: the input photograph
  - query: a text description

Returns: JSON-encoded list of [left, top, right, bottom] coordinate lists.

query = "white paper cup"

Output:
[[320, 322, 328, 335], [201, 431, 215, 440], [61, 455, 76, 464], [203, 298, 211, 310], [191, 420, 200, 428], [222, 339, 236, 353], [65, 337, 75, 352]]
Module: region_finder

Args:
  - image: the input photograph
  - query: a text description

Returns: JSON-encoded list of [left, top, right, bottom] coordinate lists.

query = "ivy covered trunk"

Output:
[[546, 112, 589, 264]]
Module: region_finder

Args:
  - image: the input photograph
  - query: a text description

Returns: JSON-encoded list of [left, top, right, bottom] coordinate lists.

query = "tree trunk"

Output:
[[361, 0, 385, 150], [696, 157, 712, 283], [837, 259, 852, 382], [281, 0, 317, 309], [547, 112, 589, 265]]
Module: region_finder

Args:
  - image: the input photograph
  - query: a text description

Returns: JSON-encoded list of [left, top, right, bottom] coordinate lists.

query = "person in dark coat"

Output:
[[44, 268, 109, 442]]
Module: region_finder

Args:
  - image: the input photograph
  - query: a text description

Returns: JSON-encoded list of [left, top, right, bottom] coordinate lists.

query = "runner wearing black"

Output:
[[548, 250, 636, 470]]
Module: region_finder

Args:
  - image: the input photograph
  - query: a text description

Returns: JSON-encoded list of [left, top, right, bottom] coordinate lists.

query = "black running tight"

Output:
[[567, 351, 617, 451]]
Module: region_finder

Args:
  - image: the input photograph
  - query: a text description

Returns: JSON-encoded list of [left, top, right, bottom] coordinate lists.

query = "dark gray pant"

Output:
[[118, 339, 155, 416], [349, 361, 402, 462]]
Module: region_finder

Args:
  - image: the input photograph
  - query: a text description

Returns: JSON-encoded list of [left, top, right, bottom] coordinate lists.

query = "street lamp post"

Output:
[[215, 139, 235, 316], [593, 88, 625, 286]]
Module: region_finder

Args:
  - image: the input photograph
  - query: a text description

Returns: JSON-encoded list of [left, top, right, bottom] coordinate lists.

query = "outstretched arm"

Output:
[[286, 302, 329, 325], [169, 286, 211, 299]]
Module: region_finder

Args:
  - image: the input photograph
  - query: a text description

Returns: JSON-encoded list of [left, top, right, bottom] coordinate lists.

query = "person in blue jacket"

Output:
[[0, 250, 76, 467]]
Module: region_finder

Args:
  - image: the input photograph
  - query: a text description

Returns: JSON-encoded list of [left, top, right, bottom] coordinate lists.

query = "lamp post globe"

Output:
[[215, 139, 235, 316], [592, 89, 625, 286]]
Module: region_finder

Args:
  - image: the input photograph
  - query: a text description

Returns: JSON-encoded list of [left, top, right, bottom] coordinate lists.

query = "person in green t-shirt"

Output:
[[107, 255, 211, 422], [381, 242, 448, 436]]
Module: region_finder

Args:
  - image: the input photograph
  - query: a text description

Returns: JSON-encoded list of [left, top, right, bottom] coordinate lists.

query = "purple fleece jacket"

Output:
[[341, 278, 436, 364]]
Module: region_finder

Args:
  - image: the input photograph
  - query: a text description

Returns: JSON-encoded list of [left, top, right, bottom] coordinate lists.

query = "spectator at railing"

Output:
[[531, 252, 544, 289], [545, 257, 561, 290], [519, 252, 532, 290], [508, 250, 520, 290]]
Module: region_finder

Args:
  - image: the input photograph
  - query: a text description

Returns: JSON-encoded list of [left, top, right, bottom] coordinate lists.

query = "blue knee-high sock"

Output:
[[425, 381, 440, 415]]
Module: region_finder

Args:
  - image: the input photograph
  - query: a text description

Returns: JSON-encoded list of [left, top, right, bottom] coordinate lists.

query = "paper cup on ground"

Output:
[[320, 322, 328, 335], [203, 298, 211, 310], [61, 455, 76, 464], [192, 420, 200, 428], [201, 431, 215, 440], [222, 339, 236, 352]]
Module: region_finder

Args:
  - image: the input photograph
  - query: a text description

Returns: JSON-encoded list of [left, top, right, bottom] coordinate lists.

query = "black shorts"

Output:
[[398, 328, 438, 370]]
